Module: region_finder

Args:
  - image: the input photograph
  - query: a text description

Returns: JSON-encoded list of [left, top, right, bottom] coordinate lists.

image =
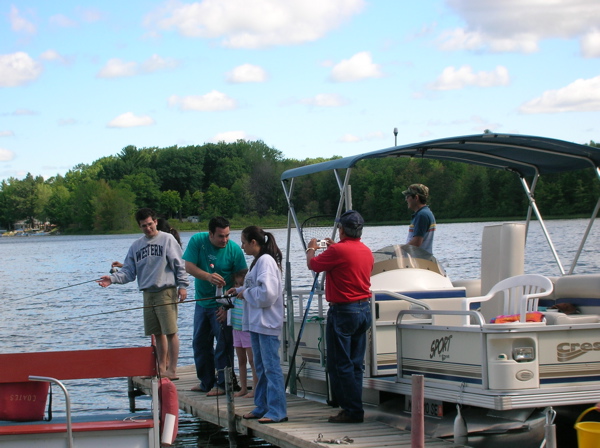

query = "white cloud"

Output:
[[429, 65, 510, 90], [9, 6, 36, 34], [145, 0, 365, 48], [329, 51, 383, 82], [97, 58, 137, 78], [12, 109, 37, 116], [78, 7, 104, 23], [211, 130, 253, 143], [226, 64, 267, 83], [40, 49, 70, 65], [581, 28, 600, 58], [299, 93, 349, 107], [0, 148, 15, 162], [441, 0, 600, 53], [520, 75, 600, 114], [0, 131, 15, 137], [339, 134, 361, 143], [438, 28, 539, 53], [339, 131, 386, 143], [141, 54, 179, 73], [107, 112, 155, 128], [168, 91, 238, 111], [365, 131, 385, 141], [98, 55, 179, 78], [0, 52, 43, 87], [49, 14, 77, 28], [58, 118, 77, 126]]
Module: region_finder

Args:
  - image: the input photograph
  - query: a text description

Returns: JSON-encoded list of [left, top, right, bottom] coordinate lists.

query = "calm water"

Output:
[[1, 219, 599, 446]]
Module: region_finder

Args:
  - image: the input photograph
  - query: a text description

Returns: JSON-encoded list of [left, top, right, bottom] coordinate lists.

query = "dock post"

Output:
[[411, 374, 424, 448], [224, 366, 238, 447], [127, 377, 135, 412], [544, 407, 557, 448]]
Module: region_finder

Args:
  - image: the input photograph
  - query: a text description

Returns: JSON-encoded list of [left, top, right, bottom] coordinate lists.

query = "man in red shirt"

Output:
[[306, 210, 373, 423]]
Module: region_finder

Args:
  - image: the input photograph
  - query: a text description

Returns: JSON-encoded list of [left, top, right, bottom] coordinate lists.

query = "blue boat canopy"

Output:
[[281, 133, 600, 181]]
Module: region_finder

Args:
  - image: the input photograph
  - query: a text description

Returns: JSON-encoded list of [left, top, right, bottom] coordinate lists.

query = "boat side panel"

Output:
[[537, 328, 600, 386], [399, 329, 484, 385], [0, 347, 157, 383]]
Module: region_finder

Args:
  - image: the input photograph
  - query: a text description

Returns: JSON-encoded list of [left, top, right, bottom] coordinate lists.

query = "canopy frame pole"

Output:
[[519, 175, 565, 275], [568, 166, 600, 274], [281, 177, 298, 394]]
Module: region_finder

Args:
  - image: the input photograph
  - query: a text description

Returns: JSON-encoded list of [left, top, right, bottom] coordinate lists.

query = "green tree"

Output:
[[153, 145, 205, 195], [34, 183, 52, 226], [0, 179, 18, 229], [204, 183, 234, 217], [70, 179, 104, 230], [10, 173, 45, 227], [119, 169, 161, 209], [44, 185, 72, 228], [93, 181, 136, 231], [159, 190, 182, 219]]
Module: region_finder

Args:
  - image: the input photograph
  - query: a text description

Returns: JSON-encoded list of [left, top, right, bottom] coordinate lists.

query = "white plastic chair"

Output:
[[461, 274, 554, 325]]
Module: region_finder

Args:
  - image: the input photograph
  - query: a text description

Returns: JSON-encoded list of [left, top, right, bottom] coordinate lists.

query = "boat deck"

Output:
[[132, 365, 463, 448]]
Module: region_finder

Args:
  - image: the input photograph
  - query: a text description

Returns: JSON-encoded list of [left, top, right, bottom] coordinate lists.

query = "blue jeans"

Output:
[[326, 301, 371, 419], [193, 305, 234, 390], [250, 332, 287, 421]]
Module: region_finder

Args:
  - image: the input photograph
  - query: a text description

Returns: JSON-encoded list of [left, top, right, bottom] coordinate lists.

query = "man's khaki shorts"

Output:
[[143, 287, 178, 336]]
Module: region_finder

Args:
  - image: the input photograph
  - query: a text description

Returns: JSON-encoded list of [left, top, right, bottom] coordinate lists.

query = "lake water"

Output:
[[1, 219, 599, 446]]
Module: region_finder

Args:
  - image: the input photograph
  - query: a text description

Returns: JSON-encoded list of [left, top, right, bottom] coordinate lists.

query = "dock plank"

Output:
[[132, 366, 462, 448]]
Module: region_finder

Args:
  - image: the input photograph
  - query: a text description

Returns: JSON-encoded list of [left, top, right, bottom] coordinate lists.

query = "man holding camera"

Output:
[[305, 210, 374, 423]]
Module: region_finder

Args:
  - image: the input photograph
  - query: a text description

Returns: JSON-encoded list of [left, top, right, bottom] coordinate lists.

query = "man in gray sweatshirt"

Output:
[[98, 208, 189, 380]]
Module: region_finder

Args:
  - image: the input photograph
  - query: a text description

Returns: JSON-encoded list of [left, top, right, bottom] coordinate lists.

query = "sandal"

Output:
[[243, 412, 261, 419], [258, 417, 288, 424]]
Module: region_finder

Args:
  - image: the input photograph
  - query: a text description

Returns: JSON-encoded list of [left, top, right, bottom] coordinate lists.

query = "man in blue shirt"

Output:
[[403, 184, 436, 254]]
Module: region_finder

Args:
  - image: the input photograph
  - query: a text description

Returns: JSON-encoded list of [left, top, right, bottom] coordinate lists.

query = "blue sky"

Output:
[[1, 0, 599, 182]]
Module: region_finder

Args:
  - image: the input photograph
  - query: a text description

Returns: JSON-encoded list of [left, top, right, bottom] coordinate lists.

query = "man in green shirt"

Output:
[[183, 217, 247, 395]]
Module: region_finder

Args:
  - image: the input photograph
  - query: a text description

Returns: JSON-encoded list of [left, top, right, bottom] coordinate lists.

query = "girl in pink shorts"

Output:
[[231, 269, 256, 397]]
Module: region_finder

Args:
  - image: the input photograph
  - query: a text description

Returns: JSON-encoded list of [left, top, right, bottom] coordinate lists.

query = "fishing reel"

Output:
[[216, 294, 236, 310]]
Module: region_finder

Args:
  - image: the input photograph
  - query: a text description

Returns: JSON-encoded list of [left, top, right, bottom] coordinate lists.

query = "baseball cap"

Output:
[[336, 210, 364, 229], [402, 184, 429, 199]]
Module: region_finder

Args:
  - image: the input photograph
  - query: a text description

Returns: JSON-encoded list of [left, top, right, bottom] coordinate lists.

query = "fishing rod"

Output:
[[12, 279, 101, 303], [50, 293, 237, 322]]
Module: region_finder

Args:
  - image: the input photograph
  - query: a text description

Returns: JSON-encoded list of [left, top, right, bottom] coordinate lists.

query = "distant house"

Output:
[[187, 216, 200, 223], [13, 219, 45, 231]]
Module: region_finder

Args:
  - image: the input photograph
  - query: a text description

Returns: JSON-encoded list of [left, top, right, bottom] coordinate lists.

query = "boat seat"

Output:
[[542, 312, 600, 325], [539, 274, 600, 314], [554, 274, 600, 299], [461, 274, 553, 326]]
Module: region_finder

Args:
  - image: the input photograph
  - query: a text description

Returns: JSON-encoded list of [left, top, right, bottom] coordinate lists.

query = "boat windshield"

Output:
[[372, 244, 446, 276]]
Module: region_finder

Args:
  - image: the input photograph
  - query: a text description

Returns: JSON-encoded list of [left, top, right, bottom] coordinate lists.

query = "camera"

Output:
[[317, 239, 328, 248]]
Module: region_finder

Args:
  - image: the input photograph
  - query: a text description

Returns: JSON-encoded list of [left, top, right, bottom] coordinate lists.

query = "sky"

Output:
[[1, 0, 600, 182]]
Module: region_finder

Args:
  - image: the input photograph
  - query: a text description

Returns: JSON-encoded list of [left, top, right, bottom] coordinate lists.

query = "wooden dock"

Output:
[[132, 365, 465, 448]]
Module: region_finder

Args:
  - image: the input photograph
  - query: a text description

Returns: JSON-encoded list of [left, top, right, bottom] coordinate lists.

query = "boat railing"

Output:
[[396, 309, 486, 328], [289, 288, 326, 319], [29, 376, 74, 448]]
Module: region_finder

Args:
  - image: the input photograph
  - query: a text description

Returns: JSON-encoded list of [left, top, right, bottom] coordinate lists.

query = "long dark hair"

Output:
[[157, 217, 182, 247], [242, 226, 282, 271]]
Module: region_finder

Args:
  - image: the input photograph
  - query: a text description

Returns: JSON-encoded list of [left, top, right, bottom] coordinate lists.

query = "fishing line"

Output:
[[49, 293, 237, 323], [11, 279, 101, 303]]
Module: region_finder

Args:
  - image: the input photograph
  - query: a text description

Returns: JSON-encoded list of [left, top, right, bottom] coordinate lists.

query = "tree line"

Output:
[[0, 139, 598, 232]]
